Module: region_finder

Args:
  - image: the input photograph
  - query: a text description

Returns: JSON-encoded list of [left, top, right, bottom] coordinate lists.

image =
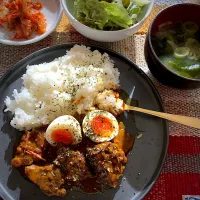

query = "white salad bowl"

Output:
[[61, 0, 154, 42], [0, 0, 62, 46]]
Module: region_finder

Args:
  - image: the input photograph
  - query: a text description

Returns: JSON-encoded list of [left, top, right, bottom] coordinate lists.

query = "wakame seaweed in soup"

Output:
[[152, 21, 200, 79]]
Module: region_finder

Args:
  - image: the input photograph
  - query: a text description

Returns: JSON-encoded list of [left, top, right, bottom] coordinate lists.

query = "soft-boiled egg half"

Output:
[[82, 110, 119, 143], [45, 115, 82, 146]]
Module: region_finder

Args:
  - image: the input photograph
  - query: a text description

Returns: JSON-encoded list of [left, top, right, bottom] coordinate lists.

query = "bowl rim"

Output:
[[147, 3, 200, 82], [61, 0, 155, 33], [0, 0, 63, 46]]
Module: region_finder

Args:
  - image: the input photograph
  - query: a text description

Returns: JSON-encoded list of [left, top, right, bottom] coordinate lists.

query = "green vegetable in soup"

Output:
[[153, 21, 200, 79], [185, 38, 199, 48], [168, 60, 200, 78], [174, 47, 190, 59], [167, 40, 177, 51], [158, 21, 173, 32], [159, 55, 200, 78], [185, 38, 200, 61], [182, 21, 199, 34]]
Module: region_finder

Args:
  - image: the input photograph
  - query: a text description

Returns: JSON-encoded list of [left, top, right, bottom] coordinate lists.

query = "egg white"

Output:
[[45, 115, 82, 146], [82, 110, 119, 143]]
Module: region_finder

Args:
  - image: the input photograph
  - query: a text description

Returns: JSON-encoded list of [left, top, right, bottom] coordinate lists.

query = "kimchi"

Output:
[[0, 0, 46, 40]]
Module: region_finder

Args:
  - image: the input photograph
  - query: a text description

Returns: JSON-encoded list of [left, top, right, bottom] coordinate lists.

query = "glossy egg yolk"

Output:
[[51, 129, 74, 145], [91, 115, 114, 137]]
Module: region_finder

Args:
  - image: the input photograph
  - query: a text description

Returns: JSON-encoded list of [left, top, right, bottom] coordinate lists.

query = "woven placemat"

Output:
[[0, 0, 200, 199]]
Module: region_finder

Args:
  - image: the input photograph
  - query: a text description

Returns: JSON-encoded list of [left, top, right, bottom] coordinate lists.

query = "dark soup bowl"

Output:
[[145, 3, 200, 88]]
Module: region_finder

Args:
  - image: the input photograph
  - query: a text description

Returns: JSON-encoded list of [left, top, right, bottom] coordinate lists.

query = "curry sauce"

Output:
[[12, 122, 134, 196]]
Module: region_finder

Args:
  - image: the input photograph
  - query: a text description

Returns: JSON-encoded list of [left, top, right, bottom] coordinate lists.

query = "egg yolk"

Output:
[[51, 129, 74, 145], [91, 115, 114, 137]]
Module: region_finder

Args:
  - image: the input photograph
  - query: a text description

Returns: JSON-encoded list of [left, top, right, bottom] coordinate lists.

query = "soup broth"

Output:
[[152, 21, 200, 79]]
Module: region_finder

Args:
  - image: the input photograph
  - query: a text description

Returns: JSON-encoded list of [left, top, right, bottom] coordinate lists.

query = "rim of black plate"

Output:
[[0, 43, 169, 200]]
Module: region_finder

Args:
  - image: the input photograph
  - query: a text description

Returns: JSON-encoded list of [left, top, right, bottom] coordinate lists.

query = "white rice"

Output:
[[4, 45, 120, 131]]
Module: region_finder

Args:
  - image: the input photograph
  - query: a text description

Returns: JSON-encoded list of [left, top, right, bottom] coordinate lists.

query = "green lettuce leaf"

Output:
[[133, 0, 150, 6], [113, 0, 123, 5], [127, 0, 150, 23], [127, 3, 141, 23], [122, 0, 150, 7], [74, 0, 109, 30], [122, 0, 130, 7], [100, 1, 132, 29], [74, 0, 149, 30]]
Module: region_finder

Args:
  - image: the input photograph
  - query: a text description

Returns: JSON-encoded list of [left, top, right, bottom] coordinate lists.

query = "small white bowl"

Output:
[[0, 0, 62, 46], [61, 0, 154, 42]]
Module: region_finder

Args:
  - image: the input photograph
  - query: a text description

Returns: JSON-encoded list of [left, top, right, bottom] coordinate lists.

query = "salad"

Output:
[[74, 0, 150, 30]]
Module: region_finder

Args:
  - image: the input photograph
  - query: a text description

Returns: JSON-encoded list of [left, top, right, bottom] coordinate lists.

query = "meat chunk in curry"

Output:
[[54, 146, 92, 181], [86, 142, 127, 188], [25, 164, 66, 197], [11, 130, 47, 168], [12, 125, 132, 197]]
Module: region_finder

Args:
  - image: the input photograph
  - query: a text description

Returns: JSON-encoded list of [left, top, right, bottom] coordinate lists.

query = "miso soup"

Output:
[[152, 21, 200, 79]]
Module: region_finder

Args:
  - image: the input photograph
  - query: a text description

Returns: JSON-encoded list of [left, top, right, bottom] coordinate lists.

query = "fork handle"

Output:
[[125, 104, 200, 129]]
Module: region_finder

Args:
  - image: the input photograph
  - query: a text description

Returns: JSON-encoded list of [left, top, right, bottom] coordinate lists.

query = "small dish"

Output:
[[61, 0, 154, 42], [0, 0, 62, 46], [144, 3, 200, 88]]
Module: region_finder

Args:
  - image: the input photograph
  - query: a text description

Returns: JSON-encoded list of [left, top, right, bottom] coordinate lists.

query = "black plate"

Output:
[[0, 43, 168, 200]]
